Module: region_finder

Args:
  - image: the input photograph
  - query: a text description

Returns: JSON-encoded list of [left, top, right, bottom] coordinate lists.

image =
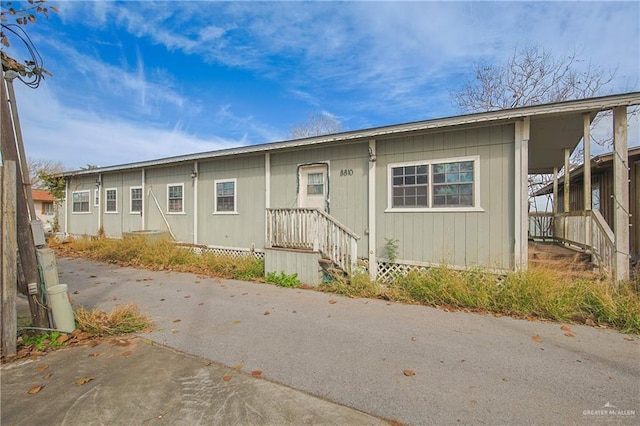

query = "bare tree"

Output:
[[451, 44, 616, 113], [290, 111, 343, 139], [27, 157, 66, 189]]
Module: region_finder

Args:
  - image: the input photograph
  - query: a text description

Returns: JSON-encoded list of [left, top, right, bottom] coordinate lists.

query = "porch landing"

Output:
[[528, 241, 594, 275]]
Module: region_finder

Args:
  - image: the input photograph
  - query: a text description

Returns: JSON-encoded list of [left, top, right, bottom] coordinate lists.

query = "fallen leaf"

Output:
[[585, 319, 596, 326], [121, 351, 132, 357], [232, 320, 241, 324], [160, 298, 165, 301], [89, 352, 100, 357], [233, 364, 243, 370], [198, 302, 204, 306], [494, 313, 503, 318], [72, 290, 79, 294], [242, 293, 248, 296], [194, 280, 201, 284], [328, 300, 337, 304], [560, 325, 572, 332], [203, 361, 212, 366], [222, 375, 232, 382], [56, 334, 70, 344], [251, 370, 262, 377], [89, 275, 97, 278], [263, 311, 270, 315], [184, 295, 191, 298], [171, 329, 179, 334], [411, 337, 417, 341], [43, 373, 52, 379], [172, 319, 181, 323], [564, 332, 575, 338], [76, 377, 94, 386], [531, 335, 543, 343], [292, 310, 297, 314], [403, 370, 415, 376], [624, 336, 634, 341], [35, 365, 49, 372], [27, 384, 44, 394]]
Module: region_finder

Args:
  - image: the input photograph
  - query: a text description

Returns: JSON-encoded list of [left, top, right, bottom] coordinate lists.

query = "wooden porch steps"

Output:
[[528, 241, 595, 274]]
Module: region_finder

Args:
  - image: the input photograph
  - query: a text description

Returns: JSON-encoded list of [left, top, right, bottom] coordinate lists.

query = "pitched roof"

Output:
[[31, 189, 54, 202]]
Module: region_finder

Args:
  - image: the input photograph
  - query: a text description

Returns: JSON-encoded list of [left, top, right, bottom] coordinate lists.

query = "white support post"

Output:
[[192, 161, 198, 244], [583, 114, 592, 249], [563, 149, 571, 213], [97, 173, 102, 233], [368, 139, 377, 280], [514, 119, 529, 270], [64, 179, 68, 235], [265, 153, 271, 248], [612, 106, 629, 282], [141, 168, 146, 230], [552, 167, 559, 215]]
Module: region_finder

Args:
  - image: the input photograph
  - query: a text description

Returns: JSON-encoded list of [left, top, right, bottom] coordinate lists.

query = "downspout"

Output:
[[97, 173, 102, 232], [368, 139, 377, 280], [192, 161, 198, 244], [64, 179, 68, 235]]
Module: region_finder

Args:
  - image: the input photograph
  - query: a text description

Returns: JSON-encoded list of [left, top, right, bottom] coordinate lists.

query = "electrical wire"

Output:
[[1, 23, 46, 89]]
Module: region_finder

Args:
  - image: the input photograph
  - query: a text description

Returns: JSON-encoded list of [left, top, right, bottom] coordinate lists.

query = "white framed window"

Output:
[[167, 183, 184, 213], [94, 189, 100, 207], [43, 202, 54, 216], [105, 188, 118, 213], [72, 190, 90, 213], [214, 178, 237, 214], [130, 186, 143, 214], [386, 156, 482, 212]]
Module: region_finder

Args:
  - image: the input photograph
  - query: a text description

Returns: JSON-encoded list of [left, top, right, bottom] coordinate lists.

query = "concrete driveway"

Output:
[[29, 257, 640, 424]]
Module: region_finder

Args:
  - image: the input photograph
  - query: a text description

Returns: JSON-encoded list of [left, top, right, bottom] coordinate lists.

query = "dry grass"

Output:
[[50, 235, 264, 281], [75, 303, 153, 337]]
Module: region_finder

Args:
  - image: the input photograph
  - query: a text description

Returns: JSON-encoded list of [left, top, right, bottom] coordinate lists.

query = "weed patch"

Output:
[[265, 271, 300, 288], [75, 303, 153, 337]]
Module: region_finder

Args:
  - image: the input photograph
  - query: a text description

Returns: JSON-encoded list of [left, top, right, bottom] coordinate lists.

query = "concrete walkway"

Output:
[[5, 257, 639, 425]]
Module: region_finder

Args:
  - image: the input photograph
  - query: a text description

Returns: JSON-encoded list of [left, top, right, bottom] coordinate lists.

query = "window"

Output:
[[94, 189, 100, 207], [214, 179, 236, 213], [591, 185, 601, 211], [307, 173, 324, 195], [130, 187, 142, 213], [387, 156, 480, 212], [167, 184, 183, 213], [432, 161, 474, 207], [43, 202, 54, 216], [72, 191, 90, 213], [392, 165, 428, 207], [105, 188, 117, 213]]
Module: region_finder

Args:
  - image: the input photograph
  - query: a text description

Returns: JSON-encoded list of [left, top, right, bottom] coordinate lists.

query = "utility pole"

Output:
[[1, 73, 49, 328]]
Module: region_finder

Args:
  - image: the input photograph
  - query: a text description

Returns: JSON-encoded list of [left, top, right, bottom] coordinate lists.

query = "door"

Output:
[[299, 165, 328, 210]]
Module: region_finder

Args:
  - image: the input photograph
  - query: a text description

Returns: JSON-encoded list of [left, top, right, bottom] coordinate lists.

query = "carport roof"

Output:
[[63, 92, 640, 177]]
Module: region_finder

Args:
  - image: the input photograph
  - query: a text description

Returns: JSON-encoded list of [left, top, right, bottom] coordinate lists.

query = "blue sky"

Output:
[[5, 1, 640, 170]]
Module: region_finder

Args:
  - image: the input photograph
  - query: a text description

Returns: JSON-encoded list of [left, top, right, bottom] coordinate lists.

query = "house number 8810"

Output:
[[340, 169, 354, 176]]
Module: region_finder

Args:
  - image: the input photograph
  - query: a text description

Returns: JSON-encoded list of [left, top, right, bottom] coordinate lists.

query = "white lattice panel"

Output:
[[376, 261, 428, 283]]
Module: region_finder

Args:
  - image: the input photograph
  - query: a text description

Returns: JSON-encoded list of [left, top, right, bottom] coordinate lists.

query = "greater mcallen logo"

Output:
[[583, 402, 636, 418]]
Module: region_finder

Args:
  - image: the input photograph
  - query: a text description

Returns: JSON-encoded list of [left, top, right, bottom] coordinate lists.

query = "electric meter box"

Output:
[[30, 220, 46, 247], [36, 247, 59, 289]]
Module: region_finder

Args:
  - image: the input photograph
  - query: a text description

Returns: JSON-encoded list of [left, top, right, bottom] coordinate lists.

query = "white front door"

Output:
[[299, 165, 327, 210]]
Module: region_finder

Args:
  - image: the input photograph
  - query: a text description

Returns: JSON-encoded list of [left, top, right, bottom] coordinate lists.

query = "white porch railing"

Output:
[[528, 212, 554, 240], [266, 208, 360, 274], [553, 210, 615, 274]]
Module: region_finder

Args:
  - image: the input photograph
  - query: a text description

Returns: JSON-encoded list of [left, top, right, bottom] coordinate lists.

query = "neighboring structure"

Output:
[[59, 93, 640, 283], [32, 189, 55, 225], [535, 147, 640, 263]]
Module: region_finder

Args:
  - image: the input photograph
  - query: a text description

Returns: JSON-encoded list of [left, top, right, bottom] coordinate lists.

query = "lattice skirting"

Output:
[[188, 245, 265, 260], [375, 261, 429, 283]]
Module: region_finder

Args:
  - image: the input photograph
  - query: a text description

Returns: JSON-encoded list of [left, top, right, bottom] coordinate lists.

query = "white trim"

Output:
[[167, 182, 185, 214], [297, 162, 330, 210], [193, 162, 198, 244], [265, 153, 271, 209], [104, 187, 118, 214], [141, 169, 146, 229], [71, 190, 91, 214], [386, 155, 481, 212], [129, 186, 143, 215], [368, 139, 377, 280], [213, 178, 238, 214]]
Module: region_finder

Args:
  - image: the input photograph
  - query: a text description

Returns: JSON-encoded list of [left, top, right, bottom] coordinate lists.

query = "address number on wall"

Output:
[[340, 169, 354, 176]]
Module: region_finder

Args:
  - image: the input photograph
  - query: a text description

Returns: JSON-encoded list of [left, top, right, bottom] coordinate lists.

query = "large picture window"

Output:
[[167, 184, 183, 213], [214, 179, 237, 214], [130, 187, 142, 213], [72, 191, 90, 213], [105, 188, 117, 212], [387, 156, 480, 212]]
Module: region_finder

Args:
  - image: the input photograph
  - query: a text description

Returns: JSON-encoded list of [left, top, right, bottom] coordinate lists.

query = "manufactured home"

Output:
[[60, 93, 640, 283]]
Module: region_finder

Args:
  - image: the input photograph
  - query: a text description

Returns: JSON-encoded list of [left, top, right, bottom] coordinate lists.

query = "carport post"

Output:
[[612, 106, 629, 282]]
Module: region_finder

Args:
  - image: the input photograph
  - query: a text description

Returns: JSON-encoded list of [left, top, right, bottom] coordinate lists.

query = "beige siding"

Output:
[[270, 142, 369, 256], [197, 155, 265, 250], [144, 164, 194, 242], [375, 125, 515, 270], [66, 176, 99, 236]]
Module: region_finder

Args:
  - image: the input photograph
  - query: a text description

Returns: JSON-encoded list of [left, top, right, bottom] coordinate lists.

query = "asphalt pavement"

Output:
[[3, 256, 639, 425]]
